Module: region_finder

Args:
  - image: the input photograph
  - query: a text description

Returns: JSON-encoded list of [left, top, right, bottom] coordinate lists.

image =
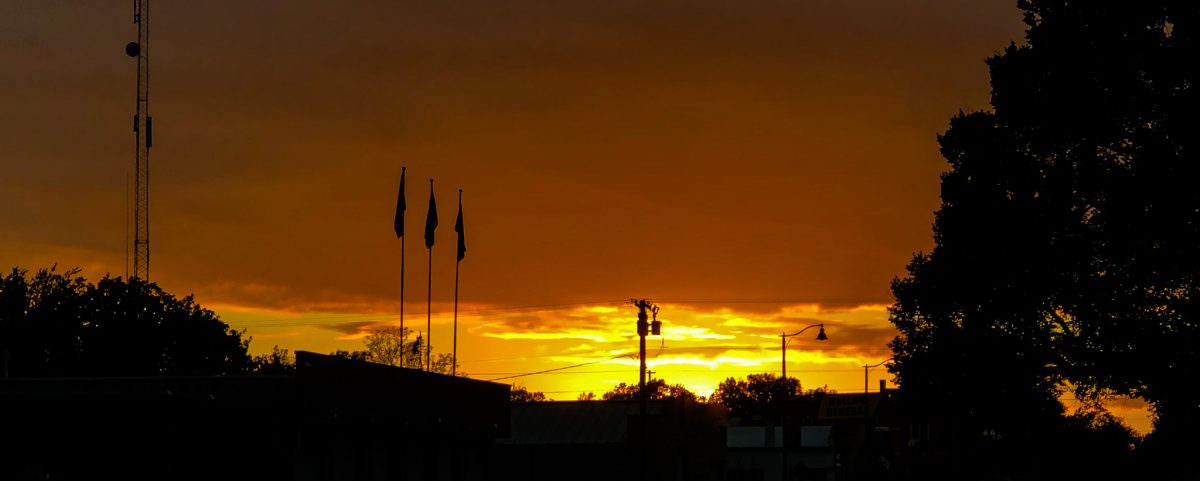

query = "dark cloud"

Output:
[[3, 0, 1024, 315], [483, 312, 613, 333], [653, 344, 772, 359], [319, 321, 380, 336], [817, 323, 898, 359]]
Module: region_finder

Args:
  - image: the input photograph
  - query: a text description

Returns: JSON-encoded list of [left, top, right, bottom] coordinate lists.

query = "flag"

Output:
[[393, 168, 405, 238], [424, 184, 438, 249], [455, 190, 466, 262]]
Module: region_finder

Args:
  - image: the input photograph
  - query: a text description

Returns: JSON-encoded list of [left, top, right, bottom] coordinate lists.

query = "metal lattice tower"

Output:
[[127, 0, 152, 280]]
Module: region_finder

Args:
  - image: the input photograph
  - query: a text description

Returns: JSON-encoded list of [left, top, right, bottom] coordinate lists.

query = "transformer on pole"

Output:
[[631, 299, 662, 392], [630, 298, 661, 481], [126, 0, 152, 280]]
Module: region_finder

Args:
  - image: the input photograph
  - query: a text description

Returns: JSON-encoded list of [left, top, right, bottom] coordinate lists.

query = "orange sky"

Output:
[[0, 1, 1154, 432]]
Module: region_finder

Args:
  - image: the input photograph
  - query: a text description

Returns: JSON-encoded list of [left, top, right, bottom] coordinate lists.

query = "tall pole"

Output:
[[128, 0, 152, 280], [398, 167, 406, 368], [781, 332, 787, 481], [631, 299, 659, 481], [781, 333, 787, 379], [426, 222, 432, 372], [452, 189, 462, 376], [778, 324, 828, 481], [400, 226, 406, 368], [452, 254, 459, 375], [125, 173, 130, 277], [639, 329, 647, 389], [426, 179, 435, 372], [865, 363, 870, 462], [863, 358, 893, 464]]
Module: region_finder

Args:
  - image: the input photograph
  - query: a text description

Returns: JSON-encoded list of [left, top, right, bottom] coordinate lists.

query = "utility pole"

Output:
[[125, 0, 152, 280], [631, 298, 662, 481], [632, 299, 661, 390]]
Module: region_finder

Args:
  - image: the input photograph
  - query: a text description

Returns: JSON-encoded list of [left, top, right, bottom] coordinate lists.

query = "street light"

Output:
[[863, 357, 894, 396], [863, 357, 895, 461], [780, 324, 828, 380], [778, 323, 827, 481]]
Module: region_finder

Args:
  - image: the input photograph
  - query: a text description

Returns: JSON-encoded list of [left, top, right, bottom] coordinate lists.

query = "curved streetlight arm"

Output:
[[782, 323, 826, 339], [780, 323, 827, 381], [864, 357, 895, 393], [864, 357, 894, 369]]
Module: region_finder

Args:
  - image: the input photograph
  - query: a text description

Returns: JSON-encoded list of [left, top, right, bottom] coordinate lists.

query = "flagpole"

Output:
[[426, 178, 434, 372], [452, 189, 462, 376], [399, 167, 406, 368], [452, 253, 459, 376], [427, 236, 432, 371], [401, 217, 406, 368]]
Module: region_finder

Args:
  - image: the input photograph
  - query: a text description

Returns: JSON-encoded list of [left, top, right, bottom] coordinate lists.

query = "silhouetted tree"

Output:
[[0, 267, 253, 377], [363, 326, 407, 366], [889, 1, 1195, 476], [709, 373, 803, 418], [509, 385, 547, 402], [601, 379, 698, 402], [359, 326, 463, 375], [427, 352, 461, 376], [329, 349, 370, 362], [252, 345, 296, 375], [577, 391, 597, 401]]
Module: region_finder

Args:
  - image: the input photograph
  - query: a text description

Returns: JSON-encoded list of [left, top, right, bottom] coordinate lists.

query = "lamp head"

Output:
[[816, 325, 828, 341]]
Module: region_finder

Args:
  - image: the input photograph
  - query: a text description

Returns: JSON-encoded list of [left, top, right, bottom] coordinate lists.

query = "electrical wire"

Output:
[[485, 351, 636, 382]]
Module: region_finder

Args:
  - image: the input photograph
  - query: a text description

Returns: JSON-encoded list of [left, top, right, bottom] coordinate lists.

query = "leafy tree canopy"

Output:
[[0, 267, 253, 376], [253, 345, 296, 375], [359, 326, 463, 375], [889, 0, 1197, 474], [708, 373, 828, 419], [509, 385, 547, 403], [600, 379, 698, 402], [709, 373, 801, 417]]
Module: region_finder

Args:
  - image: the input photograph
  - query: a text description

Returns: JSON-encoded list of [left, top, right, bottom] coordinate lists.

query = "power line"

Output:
[[460, 349, 630, 364], [485, 351, 636, 382]]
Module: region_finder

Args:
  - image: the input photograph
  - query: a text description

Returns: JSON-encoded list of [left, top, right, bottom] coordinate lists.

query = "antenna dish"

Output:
[[125, 42, 140, 57]]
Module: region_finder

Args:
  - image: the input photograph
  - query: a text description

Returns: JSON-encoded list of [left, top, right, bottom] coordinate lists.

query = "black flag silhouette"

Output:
[[455, 190, 466, 262], [424, 181, 438, 249], [393, 167, 406, 238]]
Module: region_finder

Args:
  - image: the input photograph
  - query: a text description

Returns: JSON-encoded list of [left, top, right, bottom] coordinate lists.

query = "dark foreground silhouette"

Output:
[[0, 351, 509, 481], [888, 1, 1198, 478]]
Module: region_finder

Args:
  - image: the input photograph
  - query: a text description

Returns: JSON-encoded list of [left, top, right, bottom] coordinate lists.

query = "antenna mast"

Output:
[[126, 0, 152, 280]]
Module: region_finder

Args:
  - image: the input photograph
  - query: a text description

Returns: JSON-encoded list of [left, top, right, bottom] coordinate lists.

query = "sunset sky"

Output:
[[0, 1, 1152, 430]]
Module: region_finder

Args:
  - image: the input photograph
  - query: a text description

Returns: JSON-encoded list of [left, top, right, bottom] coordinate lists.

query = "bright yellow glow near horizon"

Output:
[[219, 301, 1154, 435]]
